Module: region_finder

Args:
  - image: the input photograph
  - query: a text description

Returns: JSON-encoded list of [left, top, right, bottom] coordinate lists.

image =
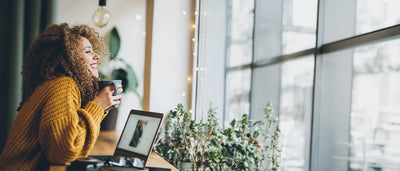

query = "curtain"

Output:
[[0, 0, 56, 153]]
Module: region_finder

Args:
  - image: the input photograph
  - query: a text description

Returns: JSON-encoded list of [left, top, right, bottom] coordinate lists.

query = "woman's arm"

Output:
[[38, 77, 104, 164]]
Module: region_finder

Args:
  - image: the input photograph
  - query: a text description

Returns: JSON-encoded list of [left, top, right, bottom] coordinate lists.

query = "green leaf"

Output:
[[211, 138, 220, 146], [98, 72, 106, 80], [109, 27, 121, 59], [230, 119, 236, 128]]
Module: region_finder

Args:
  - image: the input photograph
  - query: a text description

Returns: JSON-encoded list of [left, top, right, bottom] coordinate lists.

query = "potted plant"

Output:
[[100, 27, 141, 130], [153, 101, 281, 170]]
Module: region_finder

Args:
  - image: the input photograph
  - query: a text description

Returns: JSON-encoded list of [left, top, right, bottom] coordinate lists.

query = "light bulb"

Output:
[[92, 0, 111, 28]]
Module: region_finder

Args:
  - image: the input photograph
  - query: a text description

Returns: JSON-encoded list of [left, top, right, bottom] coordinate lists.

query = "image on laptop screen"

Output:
[[114, 110, 164, 163]]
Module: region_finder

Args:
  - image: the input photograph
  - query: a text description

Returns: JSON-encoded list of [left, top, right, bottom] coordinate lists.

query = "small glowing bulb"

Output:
[[192, 38, 195, 42], [182, 92, 186, 96], [195, 11, 198, 15], [192, 24, 196, 28], [193, 52, 196, 56], [182, 11, 187, 15], [189, 109, 192, 113], [187, 77, 192, 81], [92, 0, 111, 28]]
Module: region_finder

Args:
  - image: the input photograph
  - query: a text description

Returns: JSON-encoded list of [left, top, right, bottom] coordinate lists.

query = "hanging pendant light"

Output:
[[92, 0, 111, 28]]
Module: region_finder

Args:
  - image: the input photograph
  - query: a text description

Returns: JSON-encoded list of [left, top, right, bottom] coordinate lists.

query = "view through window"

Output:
[[193, 0, 400, 170]]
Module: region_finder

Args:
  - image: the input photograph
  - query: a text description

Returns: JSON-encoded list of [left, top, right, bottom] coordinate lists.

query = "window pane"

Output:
[[282, 31, 315, 54], [323, 0, 400, 43], [225, 69, 251, 127], [194, 0, 228, 121], [351, 38, 400, 170], [356, 0, 400, 35], [280, 56, 314, 171], [226, 0, 254, 67], [253, 0, 317, 62], [227, 42, 253, 67], [282, 0, 317, 54]]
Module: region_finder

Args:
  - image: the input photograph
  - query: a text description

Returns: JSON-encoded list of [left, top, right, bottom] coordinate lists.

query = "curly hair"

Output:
[[20, 23, 108, 110]]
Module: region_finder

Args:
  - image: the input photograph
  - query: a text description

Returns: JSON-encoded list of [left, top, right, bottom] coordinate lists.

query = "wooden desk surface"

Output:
[[90, 131, 121, 155], [50, 131, 178, 171]]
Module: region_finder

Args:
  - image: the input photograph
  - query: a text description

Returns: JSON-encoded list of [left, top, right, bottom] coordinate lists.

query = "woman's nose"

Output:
[[93, 53, 100, 60]]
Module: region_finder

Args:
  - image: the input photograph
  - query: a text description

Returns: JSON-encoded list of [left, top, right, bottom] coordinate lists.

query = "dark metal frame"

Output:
[[227, 24, 400, 72]]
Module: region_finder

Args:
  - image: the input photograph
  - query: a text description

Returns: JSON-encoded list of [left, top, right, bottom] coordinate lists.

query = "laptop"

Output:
[[87, 109, 165, 169]]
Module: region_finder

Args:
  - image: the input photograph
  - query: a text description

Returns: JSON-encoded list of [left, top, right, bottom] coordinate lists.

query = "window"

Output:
[[280, 56, 314, 170], [192, 0, 400, 170], [350, 38, 400, 170]]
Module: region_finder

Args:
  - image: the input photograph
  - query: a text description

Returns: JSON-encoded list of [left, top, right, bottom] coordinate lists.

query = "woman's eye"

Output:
[[85, 51, 91, 53]]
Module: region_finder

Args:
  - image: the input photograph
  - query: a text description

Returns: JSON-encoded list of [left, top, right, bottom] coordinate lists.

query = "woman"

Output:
[[0, 23, 122, 170]]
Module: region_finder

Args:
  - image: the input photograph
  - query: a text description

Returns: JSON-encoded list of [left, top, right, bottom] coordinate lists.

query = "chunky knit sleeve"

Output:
[[38, 77, 104, 164]]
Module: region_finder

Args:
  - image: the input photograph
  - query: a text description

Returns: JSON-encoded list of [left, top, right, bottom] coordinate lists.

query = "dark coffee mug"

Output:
[[98, 80, 122, 96]]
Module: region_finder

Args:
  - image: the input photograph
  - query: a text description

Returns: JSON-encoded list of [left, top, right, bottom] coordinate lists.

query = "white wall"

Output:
[[149, 0, 193, 114], [56, 0, 193, 131]]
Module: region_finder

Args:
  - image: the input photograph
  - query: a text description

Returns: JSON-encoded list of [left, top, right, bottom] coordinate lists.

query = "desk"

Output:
[[50, 131, 177, 171]]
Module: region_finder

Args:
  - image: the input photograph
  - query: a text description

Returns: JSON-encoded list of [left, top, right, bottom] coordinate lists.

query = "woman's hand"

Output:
[[93, 84, 123, 111]]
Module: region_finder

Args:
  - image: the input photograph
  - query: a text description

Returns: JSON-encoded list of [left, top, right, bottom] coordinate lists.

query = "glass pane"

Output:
[[351, 38, 400, 170], [253, 0, 317, 62], [225, 69, 251, 127], [356, 0, 400, 35], [282, 0, 317, 54], [280, 56, 314, 171], [226, 0, 255, 67], [282, 31, 316, 54], [323, 0, 400, 43], [250, 64, 281, 122], [227, 42, 253, 67], [194, 0, 228, 121]]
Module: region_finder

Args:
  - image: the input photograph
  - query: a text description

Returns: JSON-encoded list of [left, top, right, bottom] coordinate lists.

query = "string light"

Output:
[[182, 11, 187, 15], [136, 14, 142, 21], [192, 24, 196, 29]]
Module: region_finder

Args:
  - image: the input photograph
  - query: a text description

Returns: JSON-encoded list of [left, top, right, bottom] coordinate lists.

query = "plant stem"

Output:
[[177, 117, 197, 169]]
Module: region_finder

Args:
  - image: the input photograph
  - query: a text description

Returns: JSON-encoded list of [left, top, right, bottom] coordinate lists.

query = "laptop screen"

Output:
[[114, 110, 164, 164]]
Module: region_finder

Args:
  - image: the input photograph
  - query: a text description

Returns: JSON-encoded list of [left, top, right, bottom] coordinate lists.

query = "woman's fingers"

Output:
[[96, 83, 123, 112], [112, 95, 122, 101]]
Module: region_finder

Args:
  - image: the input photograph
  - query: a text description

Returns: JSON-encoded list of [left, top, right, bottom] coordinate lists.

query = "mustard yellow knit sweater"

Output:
[[0, 76, 106, 170]]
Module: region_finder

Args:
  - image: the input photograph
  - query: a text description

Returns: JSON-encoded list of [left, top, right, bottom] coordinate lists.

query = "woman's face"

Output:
[[79, 37, 100, 78]]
